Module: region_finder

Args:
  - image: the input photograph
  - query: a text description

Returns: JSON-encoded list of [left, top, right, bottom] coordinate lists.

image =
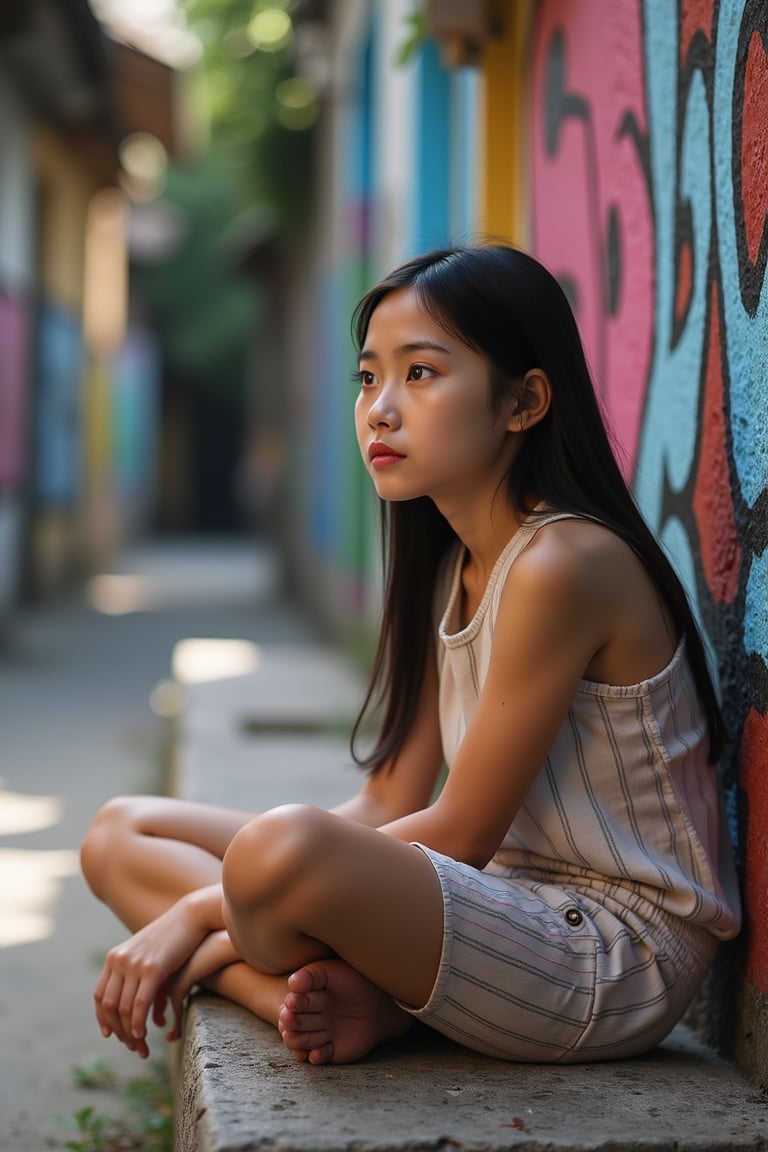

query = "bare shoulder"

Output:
[[532, 514, 636, 562], [509, 516, 634, 604], [506, 515, 677, 685]]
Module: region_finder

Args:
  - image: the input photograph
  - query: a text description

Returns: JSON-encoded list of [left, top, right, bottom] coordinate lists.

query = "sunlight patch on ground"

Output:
[[86, 573, 158, 615], [171, 638, 261, 685], [0, 848, 80, 948], [0, 786, 62, 836]]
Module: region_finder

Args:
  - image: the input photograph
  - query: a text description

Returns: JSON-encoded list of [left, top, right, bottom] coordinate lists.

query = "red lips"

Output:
[[368, 442, 405, 461]]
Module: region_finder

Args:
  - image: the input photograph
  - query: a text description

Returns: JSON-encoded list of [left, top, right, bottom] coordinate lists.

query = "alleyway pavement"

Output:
[[0, 536, 318, 1150]]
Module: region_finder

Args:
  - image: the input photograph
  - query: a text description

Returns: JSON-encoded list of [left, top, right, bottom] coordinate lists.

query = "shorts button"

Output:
[[565, 908, 583, 927]]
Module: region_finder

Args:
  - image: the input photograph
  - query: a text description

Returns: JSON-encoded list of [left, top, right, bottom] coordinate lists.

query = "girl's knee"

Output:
[[222, 804, 328, 909], [80, 795, 150, 895]]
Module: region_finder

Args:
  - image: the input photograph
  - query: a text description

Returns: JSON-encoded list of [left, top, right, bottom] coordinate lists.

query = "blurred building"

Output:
[[0, 0, 189, 620]]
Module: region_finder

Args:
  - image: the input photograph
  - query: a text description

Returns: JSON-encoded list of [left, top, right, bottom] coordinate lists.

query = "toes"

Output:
[[287, 965, 328, 995], [280, 1027, 331, 1054], [278, 1006, 300, 1033], [308, 1042, 334, 1066], [282, 990, 310, 1013]]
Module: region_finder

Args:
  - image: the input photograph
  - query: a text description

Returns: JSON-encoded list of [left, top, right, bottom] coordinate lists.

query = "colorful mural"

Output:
[[529, 0, 768, 999]]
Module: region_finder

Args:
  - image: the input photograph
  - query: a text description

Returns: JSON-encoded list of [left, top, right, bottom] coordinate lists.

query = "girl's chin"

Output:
[[372, 480, 426, 503]]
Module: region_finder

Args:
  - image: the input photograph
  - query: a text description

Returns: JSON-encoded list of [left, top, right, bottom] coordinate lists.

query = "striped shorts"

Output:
[[401, 845, 718, 1062]]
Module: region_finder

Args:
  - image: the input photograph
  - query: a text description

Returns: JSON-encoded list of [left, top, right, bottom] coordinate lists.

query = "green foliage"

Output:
[[59, 1059, 173, 1151], [72, 1058, 117, 1089], [61, 1106, 109, 1152], [137, 0, 319, 398], [179, 0, 315, 233], [134, 140, 255, 397], [395, 9, 427, 66]]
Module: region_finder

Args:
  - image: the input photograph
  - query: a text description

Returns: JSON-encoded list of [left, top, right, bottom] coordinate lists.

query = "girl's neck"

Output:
[[438, 496, 527, 592]]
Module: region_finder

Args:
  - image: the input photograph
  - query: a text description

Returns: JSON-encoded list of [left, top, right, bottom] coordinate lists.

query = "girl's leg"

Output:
[[81, 795, 253, 929], [221, 803, 445, 1062], [80, 796, 290, 1033]]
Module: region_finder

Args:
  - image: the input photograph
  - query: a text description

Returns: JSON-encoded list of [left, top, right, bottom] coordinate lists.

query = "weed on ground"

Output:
[[59, 1056, 173, 1151]]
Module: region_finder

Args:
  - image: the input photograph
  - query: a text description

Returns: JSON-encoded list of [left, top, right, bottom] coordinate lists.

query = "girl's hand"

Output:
[[94, 897, 210, 1057], [153, 930, 240, 1043]]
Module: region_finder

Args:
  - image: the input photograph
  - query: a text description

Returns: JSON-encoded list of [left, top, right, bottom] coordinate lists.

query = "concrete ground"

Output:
[[0, 536, 314, 1151]]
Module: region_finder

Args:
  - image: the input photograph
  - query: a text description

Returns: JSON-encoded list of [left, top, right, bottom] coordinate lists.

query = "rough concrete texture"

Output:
[[175, 998, 767, 1152], [734, 977, 768, 1092]]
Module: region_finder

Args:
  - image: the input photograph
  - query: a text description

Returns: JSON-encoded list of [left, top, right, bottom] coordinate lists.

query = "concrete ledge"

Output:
[[170, 640, 768, 1152], [175, 998, 767, 1152], [171, 643, 365, 812]]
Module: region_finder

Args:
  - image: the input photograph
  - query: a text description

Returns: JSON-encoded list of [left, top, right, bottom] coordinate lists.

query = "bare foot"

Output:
[[278, 958, 412, 1064]]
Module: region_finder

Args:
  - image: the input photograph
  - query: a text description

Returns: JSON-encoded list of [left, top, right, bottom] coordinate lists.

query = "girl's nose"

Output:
[[367, 391, 400, 430]]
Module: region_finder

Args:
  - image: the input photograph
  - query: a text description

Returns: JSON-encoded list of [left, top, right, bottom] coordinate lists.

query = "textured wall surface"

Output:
[[528, 0, 767, 1078]]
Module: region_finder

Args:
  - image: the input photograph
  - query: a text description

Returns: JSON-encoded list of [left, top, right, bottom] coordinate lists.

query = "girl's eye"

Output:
[[352, 369, 375, 387], [407, 364, 433, 382]]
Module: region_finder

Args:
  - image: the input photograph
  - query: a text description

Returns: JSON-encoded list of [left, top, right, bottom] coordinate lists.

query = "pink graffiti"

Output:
[[529, 0, 653, 476]]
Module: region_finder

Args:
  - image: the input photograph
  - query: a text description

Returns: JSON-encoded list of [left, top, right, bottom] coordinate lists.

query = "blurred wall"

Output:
[[0, 3, 178, 620], [284, 0, 483, 640], [0, 68, 34, 623]]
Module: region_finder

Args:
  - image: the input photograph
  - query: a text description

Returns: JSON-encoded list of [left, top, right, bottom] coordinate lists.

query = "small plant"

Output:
[[124, 1061, 173, 1150], [59, 1105, 114, 1151], [59, 1057, 173, 1151], [72, 1058, 117, 1089]]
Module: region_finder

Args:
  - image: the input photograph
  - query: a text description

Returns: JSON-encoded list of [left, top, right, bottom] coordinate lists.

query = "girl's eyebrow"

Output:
[[359, 340, 452, 361]]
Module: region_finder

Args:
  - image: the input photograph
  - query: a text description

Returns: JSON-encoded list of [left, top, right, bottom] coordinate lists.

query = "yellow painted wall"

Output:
[[480, 0, 534, 245], [33, 127, 91, 311]]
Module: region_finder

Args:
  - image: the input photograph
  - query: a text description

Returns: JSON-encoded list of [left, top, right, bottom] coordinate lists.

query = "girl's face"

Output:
[[354, 288, 516, 509]]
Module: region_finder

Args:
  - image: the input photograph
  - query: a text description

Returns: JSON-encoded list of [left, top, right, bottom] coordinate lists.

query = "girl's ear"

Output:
[[506, 369, 552, 433]]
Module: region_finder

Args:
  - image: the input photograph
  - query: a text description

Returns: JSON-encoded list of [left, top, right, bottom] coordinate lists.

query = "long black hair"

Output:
[[350, 245, 724, 772]]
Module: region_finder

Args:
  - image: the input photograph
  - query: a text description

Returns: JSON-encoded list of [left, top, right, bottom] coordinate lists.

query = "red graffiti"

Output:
[[692, 279, 740, 604], [741, 29, 768, 268], [679, 0, 717, 62]]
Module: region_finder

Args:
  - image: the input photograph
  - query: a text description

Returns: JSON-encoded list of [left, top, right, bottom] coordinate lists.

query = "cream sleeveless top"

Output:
[[436, 511, 741, 939]]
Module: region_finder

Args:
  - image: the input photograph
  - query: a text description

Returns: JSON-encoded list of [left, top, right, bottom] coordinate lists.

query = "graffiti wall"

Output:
[[529, 0, 768, 1067]]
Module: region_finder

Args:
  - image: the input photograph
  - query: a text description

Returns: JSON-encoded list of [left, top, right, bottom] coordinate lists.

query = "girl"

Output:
[[81, 244, 740, 1067]]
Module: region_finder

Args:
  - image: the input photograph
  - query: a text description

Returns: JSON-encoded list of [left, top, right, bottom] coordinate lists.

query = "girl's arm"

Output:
[[379, 534, 608, 867], [331, 642, 445, 828]]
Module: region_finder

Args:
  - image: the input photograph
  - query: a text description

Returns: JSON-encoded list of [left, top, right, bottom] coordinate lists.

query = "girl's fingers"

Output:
[[127, 973, 151, 1041], [98, 971, 135, 1050], [93, 962, 110, 1005], [164, 970, 192, 1041], [118, 973, 138, 1034], [152, 988, 168, 1029]]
